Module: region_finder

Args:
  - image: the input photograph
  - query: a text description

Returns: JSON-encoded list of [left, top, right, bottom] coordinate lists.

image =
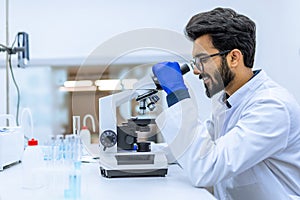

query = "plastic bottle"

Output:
[[22, 138, 45, 189], [79, 126, 91, 147]]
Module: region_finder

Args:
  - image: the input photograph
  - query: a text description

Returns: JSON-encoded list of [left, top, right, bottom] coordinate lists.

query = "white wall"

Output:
[[1, 1, 298, 58], [1, 0, 300, 118]]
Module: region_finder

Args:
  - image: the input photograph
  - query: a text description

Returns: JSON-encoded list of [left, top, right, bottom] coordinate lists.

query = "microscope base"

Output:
[[99, 152, 168, 178], [100, 166, 168, 178]]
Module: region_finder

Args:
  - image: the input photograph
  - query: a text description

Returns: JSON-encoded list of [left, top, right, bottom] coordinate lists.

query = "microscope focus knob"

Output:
[[100, 130, 117, 151]]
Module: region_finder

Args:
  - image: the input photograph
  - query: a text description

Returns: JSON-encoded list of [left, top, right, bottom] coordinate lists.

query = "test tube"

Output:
[[72, 116, 80, 135]]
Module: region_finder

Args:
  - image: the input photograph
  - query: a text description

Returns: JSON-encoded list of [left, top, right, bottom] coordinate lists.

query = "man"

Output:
[[152, 7, 300, 200]]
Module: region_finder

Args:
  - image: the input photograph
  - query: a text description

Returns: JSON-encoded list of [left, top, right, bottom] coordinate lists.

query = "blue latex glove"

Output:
[[152, 61, 188, 95]]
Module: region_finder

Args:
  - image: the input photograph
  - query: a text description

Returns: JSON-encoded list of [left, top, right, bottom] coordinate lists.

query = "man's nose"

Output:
[[193, 67, 201, 75]]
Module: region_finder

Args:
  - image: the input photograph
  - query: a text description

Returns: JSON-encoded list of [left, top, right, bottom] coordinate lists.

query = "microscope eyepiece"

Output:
[[136, 63, 191, 114], [153, 63, 191, 90], [180, 63, 190, 75]]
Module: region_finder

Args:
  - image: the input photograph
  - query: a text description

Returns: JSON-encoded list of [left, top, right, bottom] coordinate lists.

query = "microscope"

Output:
[[99, 64, 190, 178]]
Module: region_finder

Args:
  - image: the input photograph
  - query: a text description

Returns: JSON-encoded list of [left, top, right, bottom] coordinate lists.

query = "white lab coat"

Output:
[[156, 70, 300, 200]]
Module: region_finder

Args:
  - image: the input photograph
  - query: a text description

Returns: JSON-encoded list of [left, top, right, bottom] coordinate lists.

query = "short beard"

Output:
[[205, 57, 235, 98], [220, 56, 235, 88]]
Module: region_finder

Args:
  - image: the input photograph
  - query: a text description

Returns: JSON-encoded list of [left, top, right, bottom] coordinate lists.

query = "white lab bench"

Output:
[[0, 161, 216, 200]]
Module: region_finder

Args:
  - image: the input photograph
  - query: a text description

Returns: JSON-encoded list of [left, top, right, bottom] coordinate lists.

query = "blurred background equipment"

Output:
[[0, 114, 24, 171], [0, 32, 30, 126]]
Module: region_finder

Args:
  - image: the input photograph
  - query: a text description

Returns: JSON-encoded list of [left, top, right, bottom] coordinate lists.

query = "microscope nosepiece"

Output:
[[146, 95, 159, 111], [147, 102, 156, 111]]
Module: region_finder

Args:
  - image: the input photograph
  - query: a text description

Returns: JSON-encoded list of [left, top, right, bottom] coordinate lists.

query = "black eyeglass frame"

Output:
[[190, 50, 231, 71]]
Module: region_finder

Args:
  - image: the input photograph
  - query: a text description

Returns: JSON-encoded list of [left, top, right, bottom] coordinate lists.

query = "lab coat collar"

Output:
[[221, 93, 232, 108], [226, 69, 264, 108]]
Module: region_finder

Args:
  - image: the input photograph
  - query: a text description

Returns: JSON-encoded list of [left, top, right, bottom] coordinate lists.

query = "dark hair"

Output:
[[185, 7, 256, 68]]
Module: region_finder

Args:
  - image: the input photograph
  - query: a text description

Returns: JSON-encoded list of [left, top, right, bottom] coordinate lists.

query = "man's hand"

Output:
[[152, 61, 188, 95]]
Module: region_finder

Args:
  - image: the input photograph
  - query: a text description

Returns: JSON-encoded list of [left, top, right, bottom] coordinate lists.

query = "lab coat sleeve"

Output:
[[156, 97, 290, 187]]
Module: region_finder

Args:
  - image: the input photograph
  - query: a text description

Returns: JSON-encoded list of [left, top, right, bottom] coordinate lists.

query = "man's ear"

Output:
[[228, 49, 243, 69]]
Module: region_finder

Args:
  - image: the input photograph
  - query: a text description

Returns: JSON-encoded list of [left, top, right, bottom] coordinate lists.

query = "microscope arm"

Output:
[[99, 90, 136, 153]]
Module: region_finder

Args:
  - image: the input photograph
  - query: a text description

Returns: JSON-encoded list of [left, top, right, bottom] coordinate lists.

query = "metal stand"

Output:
[[5, 0, 10, 119]]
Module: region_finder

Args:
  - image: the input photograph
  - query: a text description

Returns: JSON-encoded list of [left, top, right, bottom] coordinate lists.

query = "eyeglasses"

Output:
[[190, 50, 231, 71]]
